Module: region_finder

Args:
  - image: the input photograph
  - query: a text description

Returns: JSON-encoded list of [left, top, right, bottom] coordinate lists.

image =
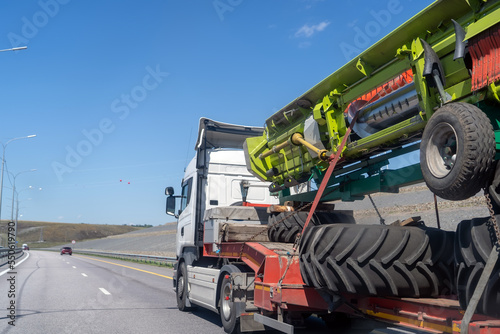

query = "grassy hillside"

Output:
[[0, 220, 145, 248]]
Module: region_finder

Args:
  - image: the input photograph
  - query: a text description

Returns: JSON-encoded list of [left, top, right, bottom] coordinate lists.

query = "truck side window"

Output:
[[179, 177, 192, 214]]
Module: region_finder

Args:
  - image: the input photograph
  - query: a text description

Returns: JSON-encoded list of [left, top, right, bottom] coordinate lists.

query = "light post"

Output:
[[0, 47, 30, 246], [15, 187, 42, 242], [10, 169, 37, 222], [0, 46, 27, 52], [0, 135, 36, 223]]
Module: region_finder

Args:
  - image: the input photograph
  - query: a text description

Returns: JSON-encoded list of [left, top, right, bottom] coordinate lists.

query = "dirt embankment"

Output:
[[8, 220, 144, 247], [336, 185, 491, 230], [63, 223, 178, 257]]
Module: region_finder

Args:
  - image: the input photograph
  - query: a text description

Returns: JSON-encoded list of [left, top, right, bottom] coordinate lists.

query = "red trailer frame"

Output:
[[204, 240, 500, 333]]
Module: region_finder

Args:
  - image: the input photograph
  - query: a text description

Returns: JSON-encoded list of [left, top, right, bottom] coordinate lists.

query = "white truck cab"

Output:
[[166, 118, 276, 262], [166, 119, 278, 329]]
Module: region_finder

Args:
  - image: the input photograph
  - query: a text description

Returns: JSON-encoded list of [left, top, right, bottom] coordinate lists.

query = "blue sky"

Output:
[[0, 0, 433, 226]]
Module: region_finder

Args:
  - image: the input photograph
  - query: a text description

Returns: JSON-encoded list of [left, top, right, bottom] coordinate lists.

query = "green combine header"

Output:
[[244, 0, 500, 205]]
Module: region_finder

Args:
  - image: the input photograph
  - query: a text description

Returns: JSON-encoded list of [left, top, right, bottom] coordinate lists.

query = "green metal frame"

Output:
[[280, 143, 423, 203], [245, 0, 500, 203]]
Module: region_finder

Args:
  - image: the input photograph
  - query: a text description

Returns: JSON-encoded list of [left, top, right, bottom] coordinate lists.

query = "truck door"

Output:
[[176, 176, 194, 257]]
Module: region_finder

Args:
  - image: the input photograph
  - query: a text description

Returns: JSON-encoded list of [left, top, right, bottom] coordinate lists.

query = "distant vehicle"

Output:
[[22, 244, 29, 251], [60, 247, 72, 255]]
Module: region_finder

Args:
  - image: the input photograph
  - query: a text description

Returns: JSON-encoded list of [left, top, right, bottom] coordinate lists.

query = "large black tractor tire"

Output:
[[299, 224, 455, 297], [420, 102, 495, 201], [268, 211, 355, 243], [455, 217, 500, 318]]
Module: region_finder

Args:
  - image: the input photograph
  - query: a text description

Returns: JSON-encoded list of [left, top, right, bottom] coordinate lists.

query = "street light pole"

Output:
[[15, 186, 41, 242], [0, 135, 36, 223], [0, 46, 27, 52], [0, 46, 30, 247], [10, 170, 37, 221]]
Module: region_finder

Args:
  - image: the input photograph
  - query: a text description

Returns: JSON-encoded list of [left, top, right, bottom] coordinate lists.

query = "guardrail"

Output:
[[44, 248, 177, 265], [0, 247, 24, 267]]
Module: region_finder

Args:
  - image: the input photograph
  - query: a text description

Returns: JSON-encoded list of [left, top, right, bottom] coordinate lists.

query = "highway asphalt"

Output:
[[0, 251, 392, 334], [0, 250, 223, 334]]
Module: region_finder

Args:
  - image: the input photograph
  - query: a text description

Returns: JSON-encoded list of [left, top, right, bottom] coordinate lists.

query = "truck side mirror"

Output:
[[166, 196, 176, 216], [165, 187, 175, 196]]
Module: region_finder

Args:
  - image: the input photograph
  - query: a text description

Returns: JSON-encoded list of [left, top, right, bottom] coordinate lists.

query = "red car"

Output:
[[60, 247, 72, 255]]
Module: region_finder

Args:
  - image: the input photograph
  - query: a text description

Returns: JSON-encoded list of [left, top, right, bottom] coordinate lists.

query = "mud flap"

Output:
[[240, 313, 265, 332]]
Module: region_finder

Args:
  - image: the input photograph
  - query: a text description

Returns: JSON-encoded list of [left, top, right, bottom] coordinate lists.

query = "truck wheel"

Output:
[[420, 102, 495, 200], [299, 224, 455, 297], [268, 211, 355, 243], [176, 262, 192, 311], [455, 217, 500, 318], [219, 274, 240, 334]]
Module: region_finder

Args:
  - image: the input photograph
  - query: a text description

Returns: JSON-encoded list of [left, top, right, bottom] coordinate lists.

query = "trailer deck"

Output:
[[204, 237, 500, 334]]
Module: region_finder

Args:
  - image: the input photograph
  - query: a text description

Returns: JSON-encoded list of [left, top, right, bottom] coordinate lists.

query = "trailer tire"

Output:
[[268, 211, 355, 243], [299, 224, 455, 297], [176, 262, 192, 311], [420, 102, 495, 201], [455, 217, 500, 318], [220, 274, 240, 334]]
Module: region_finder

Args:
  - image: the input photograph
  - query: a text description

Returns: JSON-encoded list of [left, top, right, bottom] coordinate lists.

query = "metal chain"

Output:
[[368, 194, 385, 225], [483, 191, 500, 244]]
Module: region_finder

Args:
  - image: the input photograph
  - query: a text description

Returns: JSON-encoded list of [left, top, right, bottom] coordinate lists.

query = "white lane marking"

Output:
[[81, 273, 88, 277], [99, 288, 111, 295], [72, 266, 76, 269], [0, 252, 30, 277]]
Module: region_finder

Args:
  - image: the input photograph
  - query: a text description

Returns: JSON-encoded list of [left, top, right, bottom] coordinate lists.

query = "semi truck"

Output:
[[165, 1, 500, 333]]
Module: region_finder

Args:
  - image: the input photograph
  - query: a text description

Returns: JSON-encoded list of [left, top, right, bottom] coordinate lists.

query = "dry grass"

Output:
[[354, 195, 486, 218], [0, 220, 144, 248]]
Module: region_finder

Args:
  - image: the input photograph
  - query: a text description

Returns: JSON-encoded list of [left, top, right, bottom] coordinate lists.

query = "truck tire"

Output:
[[420, 102, 495, 201], [176, 262, 193, 311], [455, 217, 500, 318], [299, 224, 455, 297], [219, 274, 240, 334], [268, 211, 355, 243]]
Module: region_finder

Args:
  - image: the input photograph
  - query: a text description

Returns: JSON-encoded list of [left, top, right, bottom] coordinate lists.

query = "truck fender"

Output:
[[173, 249, 197, 289]]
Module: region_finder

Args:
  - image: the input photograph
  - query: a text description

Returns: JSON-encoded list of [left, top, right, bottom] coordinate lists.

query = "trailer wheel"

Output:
[[299, 224, 455, 297], [455, 217, 500, 318], [420, 102, 495, 200], [176, 262, 192, 311], [268, 211, 355, 243], [219, 274, 240, 334]]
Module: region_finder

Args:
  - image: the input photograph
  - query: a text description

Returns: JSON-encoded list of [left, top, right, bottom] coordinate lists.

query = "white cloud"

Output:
[[294, 21, 330, 38]]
